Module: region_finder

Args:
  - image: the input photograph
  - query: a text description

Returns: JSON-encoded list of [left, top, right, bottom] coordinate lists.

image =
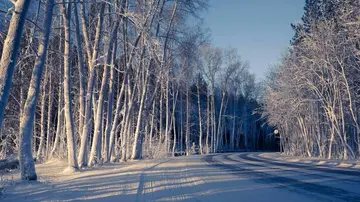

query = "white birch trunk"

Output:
[[197, 79, 203, 154], [78, 3, 105, 167], [0, 0, 32, 129], [60, 1, 78, 170], [18, 0, 54, 180]]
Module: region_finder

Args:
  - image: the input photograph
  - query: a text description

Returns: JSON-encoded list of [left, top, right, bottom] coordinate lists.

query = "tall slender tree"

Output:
[[18, 0, 55, 180], [0, 0, 32, 130]]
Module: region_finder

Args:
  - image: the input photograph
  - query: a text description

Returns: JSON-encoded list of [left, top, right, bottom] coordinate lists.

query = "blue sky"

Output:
[[203, 0, 305, 80]]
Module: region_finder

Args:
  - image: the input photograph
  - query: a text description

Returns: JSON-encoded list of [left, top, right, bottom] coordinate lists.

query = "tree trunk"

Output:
[[33, 118, 37, 154], [130, 71, 148, 160], [186, 88, 190, 156], [50, 19, 63, 158], [244, 102, 248, 151], [46, 72, 53, 157], [180, 92, 183, 153], [104, 31, 118, 162], [50, 82, 63, 158], [108, 0, 128, 162], [216, 92, 225, 152], [206, 95, 210, 154], [74, 3, 86, 140], [165, 75, 170, 153], [88, 15, 119, 166], [159, 87, 163, 143], [18, 0, 54, 180], [36, 68, 49, 160], [77, 3, 105, 167], [149, 101, 155, 152], [197, 78, 203, 154], [172, 87, 179, 156], [0, 0, 32, 130], [108, 74, 126, 161], [231, 91, 236, 151], [121, 81, 136, 162], [60, 1, 78, 170], [211, 87, 216, 153], [88, 60, 110, 166], [328, 125, 335, 159], [120, 89, 129, 162]]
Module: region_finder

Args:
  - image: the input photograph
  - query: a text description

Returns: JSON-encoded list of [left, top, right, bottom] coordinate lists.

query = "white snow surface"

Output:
[[1, 153, 360, 202], [260, 153, 360, 169]]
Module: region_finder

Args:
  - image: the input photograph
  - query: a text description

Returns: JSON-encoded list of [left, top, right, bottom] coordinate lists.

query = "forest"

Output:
[[4, 0, 360, 184], [0, 0, 274, 181], [264, 0, 360, 160]]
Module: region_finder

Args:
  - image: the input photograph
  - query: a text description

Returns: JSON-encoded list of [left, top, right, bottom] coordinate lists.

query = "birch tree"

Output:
[[0, 0, 32, 130], [18, 0, 55, 180], [60, 0, 78, 170]]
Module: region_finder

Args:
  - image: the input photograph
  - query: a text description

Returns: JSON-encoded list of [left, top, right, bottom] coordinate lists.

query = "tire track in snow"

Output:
[[243, 153, 360, 180], [183, 159, 204, 202], [204, 154, 360, 202], [159, 158, 204, 201], [135, 159, 172, 202], [203, 154, 360, 202], [232, 153, 360, 185], [139, 158, 204, 201]]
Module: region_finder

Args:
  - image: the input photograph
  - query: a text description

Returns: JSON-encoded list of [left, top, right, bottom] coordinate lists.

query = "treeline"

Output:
[[0, 0, 274, 180], [264, 0, 360, 159]]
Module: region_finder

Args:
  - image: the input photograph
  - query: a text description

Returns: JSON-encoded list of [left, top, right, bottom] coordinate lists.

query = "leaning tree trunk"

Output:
[[18, 0, 54, 180], [88, 61, 110, 166], [104, 15, 120, 162], [77, 2, 105, 167], [50, 82, 63, 158], [0, 0, 32, 130], [36, 68, 49, 160], [121, 83, 135, 162], [108, 75, 126, 161], [108, 0, 127, 162], [216, 92, 226, 152], [120, 90, 129, 162], [88, 16, 119, 166], [74, 3, 86, 140], [130, 74, 148, 160], [50, 25, 64, 158], [45, 72, 53, 157], [104, 44, 117, 162], [133, 71, 159, 159], [60, 1, 78, 170]]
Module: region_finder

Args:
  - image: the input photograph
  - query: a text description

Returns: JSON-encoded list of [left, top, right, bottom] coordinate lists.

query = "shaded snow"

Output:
[[1, 153, 360, 201], [260, 153, 360, 169]]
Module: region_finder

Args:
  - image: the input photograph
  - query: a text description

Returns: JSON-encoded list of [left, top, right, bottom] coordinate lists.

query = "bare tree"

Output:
[[18, 0, 55, 180], [60, 0, 78, 170], [0, 0, 32, 130]]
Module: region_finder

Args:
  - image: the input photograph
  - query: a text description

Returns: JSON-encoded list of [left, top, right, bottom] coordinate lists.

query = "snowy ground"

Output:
[[1, 153, 360, 201], [260, 153, 360, 169]]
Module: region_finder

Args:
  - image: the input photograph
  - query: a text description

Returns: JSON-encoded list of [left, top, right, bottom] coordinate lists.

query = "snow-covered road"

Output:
[[2, 153, 360, 201]]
